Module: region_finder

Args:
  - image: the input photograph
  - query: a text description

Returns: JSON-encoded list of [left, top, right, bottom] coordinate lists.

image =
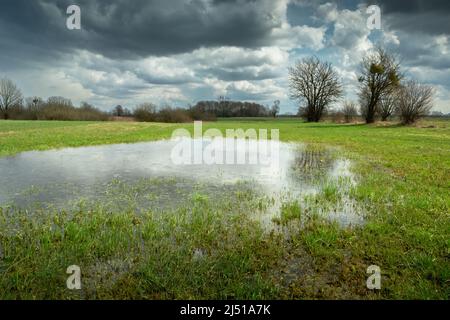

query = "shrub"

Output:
[[4, 96, 108, 121], [133, 104, 194, 123], [133, 103, 157, 122], [397, 80, 434, 124], [330, 109, 344, 123], [342, 101, 358, 123], [156, 107, 192, 123], [38, 98, 108, 121], [188, 105, 217, 121]]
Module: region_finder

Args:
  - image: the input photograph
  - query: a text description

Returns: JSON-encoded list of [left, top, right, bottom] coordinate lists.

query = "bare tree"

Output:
[[25, 96, 44, 109], [289, 57, 343, 122], [342, 101, 358, 123], [25, 96, 44, 120], [133, 103, 158, 122], [0, 78, 23, 119], [113, 105, 124, 117], [378, 91, 397, 121], [47, 96, 73, 108], [397, 80, 434, 124], [270, 100, 280, 118], [358, 46, 402, 123]]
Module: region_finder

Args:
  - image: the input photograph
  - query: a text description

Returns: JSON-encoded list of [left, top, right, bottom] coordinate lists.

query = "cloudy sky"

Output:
[[0, 0, 449, 113]]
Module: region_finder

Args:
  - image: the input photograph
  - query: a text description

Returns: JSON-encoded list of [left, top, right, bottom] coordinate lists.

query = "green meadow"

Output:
[[0, 119, 449, 299]]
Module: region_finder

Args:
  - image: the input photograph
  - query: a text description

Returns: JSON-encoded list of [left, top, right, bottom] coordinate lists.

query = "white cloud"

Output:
[[271, 23, 326, 50]]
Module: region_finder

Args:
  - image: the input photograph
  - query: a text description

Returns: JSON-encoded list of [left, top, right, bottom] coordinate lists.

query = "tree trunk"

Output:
[[366, 115, 375, 123], [365, 103, 376, 123]]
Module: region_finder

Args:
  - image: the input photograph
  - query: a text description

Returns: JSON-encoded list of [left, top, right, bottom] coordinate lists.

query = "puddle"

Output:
[[0, 139, 364, 227]]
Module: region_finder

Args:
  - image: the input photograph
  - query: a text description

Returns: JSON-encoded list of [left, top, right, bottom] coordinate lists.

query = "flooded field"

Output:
[[1, 120, 448, 300], [0, 138, 363, 227]]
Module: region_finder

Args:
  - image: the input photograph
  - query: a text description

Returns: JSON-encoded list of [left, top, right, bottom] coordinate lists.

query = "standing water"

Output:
[[0, 139, 363, 227]]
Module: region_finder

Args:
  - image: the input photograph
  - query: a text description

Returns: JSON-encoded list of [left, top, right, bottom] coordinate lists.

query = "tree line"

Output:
[[0, 84, 108, 121], [188, 98, 280, 118], [127, 99, 280, 122], [288, 46, 435, 124], [0, 77, 281, 122]]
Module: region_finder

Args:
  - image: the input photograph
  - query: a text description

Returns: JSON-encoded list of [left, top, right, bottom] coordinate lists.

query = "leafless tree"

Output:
[[289, 57, 343, 122], [397, 80, 434, 124], [378, 91, 397, 121], [133, 103, 158, 122], [113, 105, 124, 117], [25, 96, 44, 109], [270, 100, 280, 118], [342, 101, 358, 123], [0, 78, 23, 119], [25, 96, 44, 120], [358, 46, 402, 123], [47, 96, 73, 108]]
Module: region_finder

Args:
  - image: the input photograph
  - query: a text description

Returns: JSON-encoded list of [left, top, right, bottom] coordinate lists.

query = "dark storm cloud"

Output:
[[374, 0, 450, 14], [370, 0, 450, 83], [203, 67, 280, 81], [373, 0, 450, 35], [0, 0, 281, 60]]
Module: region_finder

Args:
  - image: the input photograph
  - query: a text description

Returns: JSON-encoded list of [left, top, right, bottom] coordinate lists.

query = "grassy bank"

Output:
[[0, 119, 449, 299]]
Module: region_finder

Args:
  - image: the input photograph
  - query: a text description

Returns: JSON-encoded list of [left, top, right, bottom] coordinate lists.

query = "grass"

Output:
[[0, 121, 182, 157], [278, 201, 302, 224], [0, 118, 449, 299], [0, 193, 282, 299]]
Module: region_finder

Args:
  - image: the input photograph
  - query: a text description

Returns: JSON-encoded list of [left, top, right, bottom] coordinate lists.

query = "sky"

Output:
[[0, 0, 449, 114]]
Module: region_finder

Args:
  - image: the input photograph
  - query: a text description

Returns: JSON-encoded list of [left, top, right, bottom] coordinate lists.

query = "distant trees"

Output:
[[133, 103, 194, 123], [158, 106, 192, 123], [47, 96, 73, 108], [38, 97, 108, 121], [0, 78, 23, 119], [0, 92, 107, 121], [133, 99, 274, 123], [289, 56, 343, 122], [112, 105, 132, 117], [26, 96, 44, 109], [133, 103, 158, 122], [358, 46, 402, 123], [396, 80, 434, 124], [24, 96, 44, 120], [342, 101, 358, 123], [431, 111, 445, 117], [270, 100, 280, 118], [190, 99, 269, 118], [113, 105, 124, 116]]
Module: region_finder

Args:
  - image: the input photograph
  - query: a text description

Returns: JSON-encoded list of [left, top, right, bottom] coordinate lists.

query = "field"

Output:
[[0, 119, 449, 299]]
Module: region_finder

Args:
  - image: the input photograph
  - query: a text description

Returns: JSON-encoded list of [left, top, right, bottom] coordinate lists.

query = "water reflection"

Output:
[[0, 139, 363, 227]]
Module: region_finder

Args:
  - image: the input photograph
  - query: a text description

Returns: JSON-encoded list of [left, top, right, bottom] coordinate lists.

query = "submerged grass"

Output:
[[0, 195, 282, 299], [0, 118, 449, 299]]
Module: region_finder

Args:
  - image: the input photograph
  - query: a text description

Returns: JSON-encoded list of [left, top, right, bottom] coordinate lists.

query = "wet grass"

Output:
[[0, 118, 449, 299], [0, 188, 284, 299]]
